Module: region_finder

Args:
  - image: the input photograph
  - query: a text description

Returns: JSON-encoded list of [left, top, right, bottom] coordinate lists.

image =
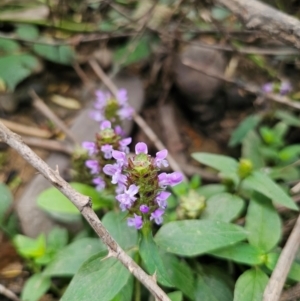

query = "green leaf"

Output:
[[269, 166, 300, 182], [192, 153, 238, 174], [266, 252, 300, 282], [209, 243, 265, 265], [0, 183, 13, 224], [37, 183, 110, 217], [201, 193, 245, 222], [229, 115, 261, 147], [168, 291, 183, 301], [242, 131, 264, 169], [14, 234, 46, 259], [160, 252, 195, 299], [0, 54, 40, 91], [279, 144, 300, 161], [33, 44, 75, 65], [196, 184, 226, 199], [233, 269, 269, 301], [114, 36, 152, 67], [43, 237, 106, 277], [16, 24, 39, 40], [102, 211, 138, 250], [111, 276, 134, 301], [242, 171, 298, 211], [245, 192, 281, 252], [195, 265, 233, 301], [275, 109, 300, 127], [155, 220, 247, 256], [0, 38, 20, 53], [61, 251, 131, 301], [139, 229, 173, 287], [211, 6, 231, 20], [21, 273, 51, 301], [47, 227, 68, 252]]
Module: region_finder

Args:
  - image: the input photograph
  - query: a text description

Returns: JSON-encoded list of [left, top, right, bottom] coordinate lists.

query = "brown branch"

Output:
[[0, 284, 20, 301], [0, 121, 170, 301], [263, 213, 300, 301], [215, 0, 300, 50]]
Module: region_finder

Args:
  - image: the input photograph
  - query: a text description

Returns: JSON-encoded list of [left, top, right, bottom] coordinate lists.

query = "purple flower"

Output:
[[154, 149, 168, 168], [119, 137, 132, 153], [101, 144, 113, 159], [116, 184, 139, 211], [103, 164, 120, 176], [140, 204, 149, 214], [280, 81, 292, 95], [158, 172, 183, 188], [116, 183, 125, 194], [150, 208, 164, 225], [82, 141, 97, 156], [117, 88, 128, 105], [89, 110, 104, 122], [112, 150, 127, 167], [127, 214, 143, 229], [112, 171, 127, 186], [135, 142, 148, 154], [118, 106, 134, 120], [114, 125, 126, 137], [100, 120, 111, 130], [85, 160, 100, 174], [93, 177, 105, 191], [155, 191, 171, 209], [94, 90, 108, 109], [262, 83, 273, 93]]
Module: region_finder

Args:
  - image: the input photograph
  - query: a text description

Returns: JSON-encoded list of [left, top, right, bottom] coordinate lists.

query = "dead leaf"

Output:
[[50, 94, 81, 109]]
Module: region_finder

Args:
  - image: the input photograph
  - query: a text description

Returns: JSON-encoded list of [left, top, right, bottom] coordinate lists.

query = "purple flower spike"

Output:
[[140, 204, 149, 214], [117, 88, 128, 105], [127, 214, 143, 229], [262, 83, 273, 93], [118, 106, 134, 120], [119, 137, 132, 153], [82, 141, 97, 156], [158, 172, 183, 188], [103, 164, 119, 176], [100, 120, 111, 130], [93, 177, 105, 191], [154, 149, 168, 168], [135, 142, 148, 154], [112, 171, 127, 186], [116, 184, 139, 210], [114, 125, 126, 137], [155, 191, 171, 209], [94, 90, 107, 109], [280, 81, 292, 95], [89, 110, 104, 122], [150, 208, 164, 225], [101, 144, 113, 159], [85, 160, 100, 174], [112, 150, 127, 167]]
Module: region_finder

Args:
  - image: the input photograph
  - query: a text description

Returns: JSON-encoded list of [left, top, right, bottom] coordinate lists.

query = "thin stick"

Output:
[[88, 59, 187, 179], [30, 90, 79, 144], [0, 121, 170, 301], [263, 214, 300, 301], [0, 118, 52, 138], [0, 284, 20, 301]]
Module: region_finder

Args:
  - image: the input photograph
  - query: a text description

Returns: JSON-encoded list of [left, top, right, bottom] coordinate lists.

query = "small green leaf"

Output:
[[168, 291, 183, 301], [102, 211, 138, 250], [211, 6, 231, 20], [33, 44, 75, 65], [61, 251, 131, 301], [233, 269, 269, 301], [195, 265, 233, 301], [0, 38, 20, 53], [114, 36, 152, 67], [196, 184, 226, 199], [0, 183, 13, 224], [16, 24, 39, 40], [37, 183, 110, 216], [47, 227, 68, 251], [21, 273, 51, 301], [43, 238, 106, 277], [242, 171, 298, 211], [139, 229, 173, 287], [210, 243, 265, 265], [245, 193, 281, 252], [229, 115, 261, 147], [191, 153, 238, 174], [269, 166, 300, 181], [160, 252, 195, 299], [155, 220, 247, 256], [111, 276, 134, 301], [275, 110, 300, 127], [242, 131, 265, 169], [201, 193, 245, 222], [266, 252, 300, 282], [0, 54, 40, 90], [14, 234, 46, 259], [279, 144, 300, 161]]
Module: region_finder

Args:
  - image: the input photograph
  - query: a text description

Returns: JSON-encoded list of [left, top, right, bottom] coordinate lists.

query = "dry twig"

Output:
[[0, 121, 171, 301], [0, 284, 20, 301]]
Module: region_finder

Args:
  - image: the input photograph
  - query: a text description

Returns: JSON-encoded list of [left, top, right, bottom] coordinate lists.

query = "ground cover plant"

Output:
[[1, 1, 300, 301]]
